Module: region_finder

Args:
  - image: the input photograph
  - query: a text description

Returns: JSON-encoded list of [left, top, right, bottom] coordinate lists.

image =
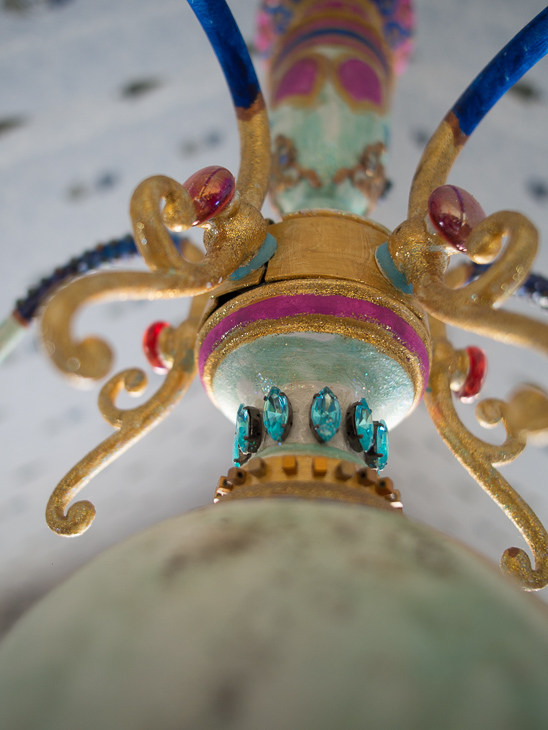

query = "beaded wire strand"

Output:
[[0, 234, 188, 365], [463, 261, 548, 311]]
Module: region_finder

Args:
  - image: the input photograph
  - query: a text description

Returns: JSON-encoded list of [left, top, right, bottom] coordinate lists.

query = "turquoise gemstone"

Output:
[[374, 420, 389, 470], [355, 399, 373, 452], [235, 404, 263, 459], [232, 434, 243, 466], [263, 387, 291, 442], [236, 404, 250, 454], [310, 387, 341, 443]]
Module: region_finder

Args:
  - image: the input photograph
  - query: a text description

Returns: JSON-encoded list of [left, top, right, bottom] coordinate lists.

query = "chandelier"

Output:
[[2, 0, 548, 726]]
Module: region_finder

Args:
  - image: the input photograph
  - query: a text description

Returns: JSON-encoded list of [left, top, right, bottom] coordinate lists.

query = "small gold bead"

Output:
[[227, 467, 247, 485], [376, 477, 394, 495], [247, 457, 266, 477], [335, 461, 355, 481], [312, 456, 328, 477], [282, 455, 298, 475], [356, 467, 378, 486], [217, 476, 232, 491], [215, 476, 233, 501]]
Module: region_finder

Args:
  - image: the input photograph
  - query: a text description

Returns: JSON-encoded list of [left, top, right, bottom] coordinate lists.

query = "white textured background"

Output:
[[1, 0, 548, 633]]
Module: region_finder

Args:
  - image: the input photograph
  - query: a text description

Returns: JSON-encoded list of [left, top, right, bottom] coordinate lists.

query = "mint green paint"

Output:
[[211, 332, 415, 429], [271, 82, 390, 216], [2, 501, 548, 729]]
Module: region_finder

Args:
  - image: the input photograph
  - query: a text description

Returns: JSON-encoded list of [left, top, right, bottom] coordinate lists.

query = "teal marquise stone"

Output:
[[355, 399, 374, 452], [374, 420, 389, 471], [232, 434, 243, 466], [310, 387, 341, 443], [263, 387, 291, 442], [236, 404, 250, 454]]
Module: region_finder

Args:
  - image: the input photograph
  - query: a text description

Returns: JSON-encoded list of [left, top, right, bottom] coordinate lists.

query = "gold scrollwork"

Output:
[[333, 141, 387, 204], [270, 134, 321, 195], [40, 94, 271, 536], [396, 115, 548, 589], [42, 184, 267, 384], [40, 93, 271, 385], [425, 331, 548, 591], [45, 303, 204, 537], [505, 385, 548, 444], [388, 211, 548, 359]]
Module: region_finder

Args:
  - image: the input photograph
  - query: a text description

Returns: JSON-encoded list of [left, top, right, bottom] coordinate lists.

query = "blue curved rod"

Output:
[[452, 6, 548, 136], [187, 0, 261, 110]]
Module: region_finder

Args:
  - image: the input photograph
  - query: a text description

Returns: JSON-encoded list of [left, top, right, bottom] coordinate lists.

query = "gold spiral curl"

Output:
[[41, 268, 199, 382], [40, 92, 270, 386], [425, 332, 548, 591], [388, 210, 548, 361], [45, 314, 202, 537], [42, 182, 267, 384]]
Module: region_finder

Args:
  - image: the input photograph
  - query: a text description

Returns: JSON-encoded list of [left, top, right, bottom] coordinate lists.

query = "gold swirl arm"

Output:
[[389, 211, 548, 358], [128, 95, 270, 294], [408, 115, 463, 219], [41, 90, 270, 385], [425, 334, 548, 591], [45, 314, 201, 537], [130, 175, 267, 293], [41, 268, 208, 381], [505, 385, 548, 444], [235, 96, 271, 210]]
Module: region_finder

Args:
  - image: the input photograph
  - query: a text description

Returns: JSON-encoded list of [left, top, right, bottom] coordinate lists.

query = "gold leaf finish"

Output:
[[45, 312, 202, 537], [425, 329, 548, 591]]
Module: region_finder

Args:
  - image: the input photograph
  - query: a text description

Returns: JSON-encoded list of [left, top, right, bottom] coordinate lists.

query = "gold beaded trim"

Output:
[[214, 453, 401, 511]]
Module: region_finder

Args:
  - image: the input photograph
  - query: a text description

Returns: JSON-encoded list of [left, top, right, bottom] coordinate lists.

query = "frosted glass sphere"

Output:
[[1, 499, 548, 729]]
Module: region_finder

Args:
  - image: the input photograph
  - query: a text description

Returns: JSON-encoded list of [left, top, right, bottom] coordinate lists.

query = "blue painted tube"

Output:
[[187, 0, 261, 110], [452, 7, 548, 136]]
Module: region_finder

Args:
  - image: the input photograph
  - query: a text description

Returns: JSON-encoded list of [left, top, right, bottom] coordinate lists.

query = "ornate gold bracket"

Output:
[[385, 114, 548, 590], [388, 211, 548, 355], [45, 292, 206, 537], [41, 193, 267, 383], [39, 88, 271, 535], [40, 96, 270, 385], [425, 329, 548, 590]]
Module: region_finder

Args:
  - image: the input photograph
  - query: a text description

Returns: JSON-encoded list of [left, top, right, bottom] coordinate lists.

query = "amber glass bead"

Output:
[[183, 166, 236, 224], [428, 185, 485, 252]]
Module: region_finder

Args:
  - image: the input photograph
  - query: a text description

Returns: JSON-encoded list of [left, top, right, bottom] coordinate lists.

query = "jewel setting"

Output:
[[232, 388, 389, 472], [142, 321, 170, 373], [183, 165, 236, 225], [310, 387, 341, 443], [263, 387, 293, 442], [345, 398, 389, 470], [346, 398, 374, 452], [427, 184, 485, 252], [371, 420, 389, 471], [456, 346, 487, 403], [233, 404, 263, 466]]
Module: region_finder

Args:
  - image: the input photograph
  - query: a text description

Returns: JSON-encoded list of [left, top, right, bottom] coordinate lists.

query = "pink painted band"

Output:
[[199, 293, 429, 381]]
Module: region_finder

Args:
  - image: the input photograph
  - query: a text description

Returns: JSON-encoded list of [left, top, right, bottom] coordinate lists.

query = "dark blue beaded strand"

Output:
[[14, 234, 139, 324], [463, 261, 548, 312]]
